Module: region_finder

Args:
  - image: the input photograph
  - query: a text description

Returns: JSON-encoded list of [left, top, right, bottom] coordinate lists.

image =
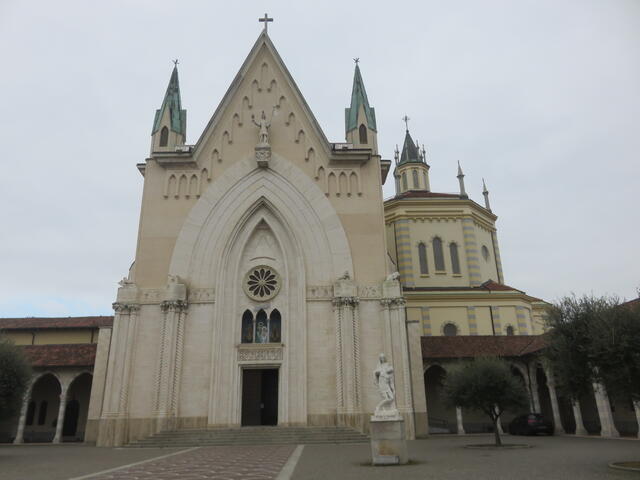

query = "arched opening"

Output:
[[503, 366, 528, 426], [577, 384, 601, 435], [255, 309, 268, 343], [505, 325, 515, 336], [443, 323, 458, 336], [159, 126, 169, 147], [241, 310, 254, 344], [358, 124, 368, 144], [25, 401, 36, 426], [424, 365, 457, 433], [536, 367, 557, 431], [418, 243, 429, 274], [433, 237, 445, 271], [402, 172, 408, 191], [610, 394, 639, 437], [23, 374, 60, 443], [64, 373, 92, 442], [269, 309, 281, 343], [412, 169, 419, 189], [449, 243, 460, 274]]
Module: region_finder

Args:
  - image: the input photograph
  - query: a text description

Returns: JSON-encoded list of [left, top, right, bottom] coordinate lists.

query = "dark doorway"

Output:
[[241, 369, 278, 426]]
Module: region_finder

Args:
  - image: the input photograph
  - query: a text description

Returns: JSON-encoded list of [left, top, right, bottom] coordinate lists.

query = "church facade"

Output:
[[79, 29, 620, 447]]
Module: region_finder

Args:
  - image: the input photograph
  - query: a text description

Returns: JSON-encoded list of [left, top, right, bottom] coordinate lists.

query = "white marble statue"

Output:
[[373, 353, 400, 419]]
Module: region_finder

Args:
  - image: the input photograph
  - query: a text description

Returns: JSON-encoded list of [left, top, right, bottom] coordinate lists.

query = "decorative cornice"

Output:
[[160, 300, 189, 313]]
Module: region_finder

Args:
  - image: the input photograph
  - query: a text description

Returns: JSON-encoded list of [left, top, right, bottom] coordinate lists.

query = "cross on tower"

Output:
[[353, 57, 360, 65], [402, 115, 410, 131], [259, 13, 273, 32], [172, 59, 179, 67]]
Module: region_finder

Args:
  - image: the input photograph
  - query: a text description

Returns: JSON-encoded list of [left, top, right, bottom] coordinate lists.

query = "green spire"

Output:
[[345, 64, 377, 134], [398, 129, 422, 165], [152, 64, 186, 136]]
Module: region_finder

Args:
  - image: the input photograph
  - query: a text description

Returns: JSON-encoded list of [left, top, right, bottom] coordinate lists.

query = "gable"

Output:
[[192, 33, 332, 184]]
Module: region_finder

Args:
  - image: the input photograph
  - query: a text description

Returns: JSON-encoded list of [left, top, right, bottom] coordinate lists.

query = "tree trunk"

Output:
[[492, 417, 502, 446]]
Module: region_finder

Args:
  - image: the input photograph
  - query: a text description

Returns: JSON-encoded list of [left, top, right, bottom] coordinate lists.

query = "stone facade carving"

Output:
[[237, 346, 283, 362], [189, 288, 216, 303], [306, 285, 333, 300], [373, 353, 400, 420]]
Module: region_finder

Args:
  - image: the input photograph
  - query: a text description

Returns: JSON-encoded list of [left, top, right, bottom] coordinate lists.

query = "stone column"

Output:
[[527, 363, 541, 413], [13, 381, 34, 444], [495, 405, 504, 434], [52, 385, 68, 443], [545, 372, 565, 435], [571, 400, 588, 435], [633, 400, 640, 439], [456, 406, 465, 435], [592, 382, 620, 438]]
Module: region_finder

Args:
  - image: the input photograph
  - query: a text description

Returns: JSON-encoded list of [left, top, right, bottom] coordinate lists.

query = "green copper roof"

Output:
[[345, 65, 377, 134], [152, 66, 186, 136], [398, 130, 423, 165]]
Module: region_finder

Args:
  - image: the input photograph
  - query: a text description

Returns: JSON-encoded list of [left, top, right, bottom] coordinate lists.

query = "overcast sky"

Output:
[[1, 0, 638, 317]]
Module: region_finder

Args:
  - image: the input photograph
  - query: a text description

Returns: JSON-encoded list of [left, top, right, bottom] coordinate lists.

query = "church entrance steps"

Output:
[[126, 426, 369, 447]]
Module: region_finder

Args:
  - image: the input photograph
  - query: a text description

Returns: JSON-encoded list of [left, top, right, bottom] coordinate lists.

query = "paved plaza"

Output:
[[0, 435, 638, 480]]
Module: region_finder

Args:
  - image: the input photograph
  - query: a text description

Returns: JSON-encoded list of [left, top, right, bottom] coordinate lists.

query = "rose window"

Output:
[[243, 266, 280, 301]]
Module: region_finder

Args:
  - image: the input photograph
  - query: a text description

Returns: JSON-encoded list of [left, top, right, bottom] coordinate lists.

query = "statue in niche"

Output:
[[252, 110, 272, 146], [373, 353, 399, 418]]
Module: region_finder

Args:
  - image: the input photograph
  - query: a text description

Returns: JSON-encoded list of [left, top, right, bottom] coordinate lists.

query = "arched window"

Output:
[[395, 176, 400, 193], [506, 325, 515, 336], [359, 124, 368, 144], [443, 323, 458, 336], [255, 309, 268, 343], [159, 126, 169, 147], [269, 309, 281, 343], [449, 243, 461, 274], [26, 401, 36, 426], [418, 243, 429, 274], [402, 172, 408, 191], [37, 400, 48, 426], [423, 171, 428, 190], [412, 169, 419, 189], [241, 310, 254, 344], [481, 245, 490, 261], [433, 237, 445, 271]]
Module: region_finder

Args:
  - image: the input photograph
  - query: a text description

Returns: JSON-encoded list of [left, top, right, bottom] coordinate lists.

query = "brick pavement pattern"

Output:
[[91, 445, 295, 480]]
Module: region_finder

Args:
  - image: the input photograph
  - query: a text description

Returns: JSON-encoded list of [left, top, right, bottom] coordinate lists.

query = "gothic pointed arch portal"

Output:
[[168, 153, 354, 427]]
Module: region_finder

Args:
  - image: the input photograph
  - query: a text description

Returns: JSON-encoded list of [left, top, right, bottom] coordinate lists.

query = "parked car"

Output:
[[508, 413, 554, 435]]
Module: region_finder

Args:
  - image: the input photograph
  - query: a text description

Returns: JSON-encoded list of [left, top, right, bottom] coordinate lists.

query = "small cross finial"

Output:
[[173, 59, 179, 67], [354, 57, 360, 65], [259, 13, 273, 32], [402, 115, 410, 131]]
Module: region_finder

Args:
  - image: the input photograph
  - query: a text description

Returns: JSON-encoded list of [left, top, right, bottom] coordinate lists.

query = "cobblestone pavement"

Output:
[[88, 445, 295, 480]]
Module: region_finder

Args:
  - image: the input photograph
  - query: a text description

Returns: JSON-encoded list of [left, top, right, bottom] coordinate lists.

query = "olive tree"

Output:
[[0, 336, 32, 421], [444, 357, 529, 446]]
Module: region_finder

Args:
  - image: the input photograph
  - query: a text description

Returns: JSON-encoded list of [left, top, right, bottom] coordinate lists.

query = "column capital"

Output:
[[380, 297, 406, 308], [112, 302, 140, 314], [332, 296, 359, 308], [160, 300, 188, 313]]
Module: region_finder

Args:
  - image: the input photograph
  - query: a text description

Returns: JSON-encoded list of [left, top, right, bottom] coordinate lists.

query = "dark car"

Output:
[[508, 413, 554, 435]]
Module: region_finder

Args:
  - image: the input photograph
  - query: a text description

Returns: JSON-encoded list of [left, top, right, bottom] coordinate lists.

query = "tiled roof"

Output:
[[21, 344, 97, 367], [405, 280, 524, 294], [421, 335, 547, 359], [0, 316, 113, 330], [622, 297, 640, 309]]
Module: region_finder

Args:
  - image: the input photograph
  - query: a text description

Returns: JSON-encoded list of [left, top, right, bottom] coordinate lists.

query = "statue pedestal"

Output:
[[255, 144, 271, 168], [370, 416, 408, 465]]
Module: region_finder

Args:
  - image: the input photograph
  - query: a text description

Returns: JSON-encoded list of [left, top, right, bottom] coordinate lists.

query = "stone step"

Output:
[[127, 426, 369, 447]]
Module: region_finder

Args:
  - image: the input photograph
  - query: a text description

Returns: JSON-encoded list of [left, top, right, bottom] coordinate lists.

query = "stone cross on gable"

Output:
[[259, 13, 273, 32]]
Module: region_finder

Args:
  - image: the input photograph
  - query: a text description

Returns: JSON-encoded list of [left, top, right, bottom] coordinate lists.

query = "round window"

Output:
[[243, 265, 281, 301]]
